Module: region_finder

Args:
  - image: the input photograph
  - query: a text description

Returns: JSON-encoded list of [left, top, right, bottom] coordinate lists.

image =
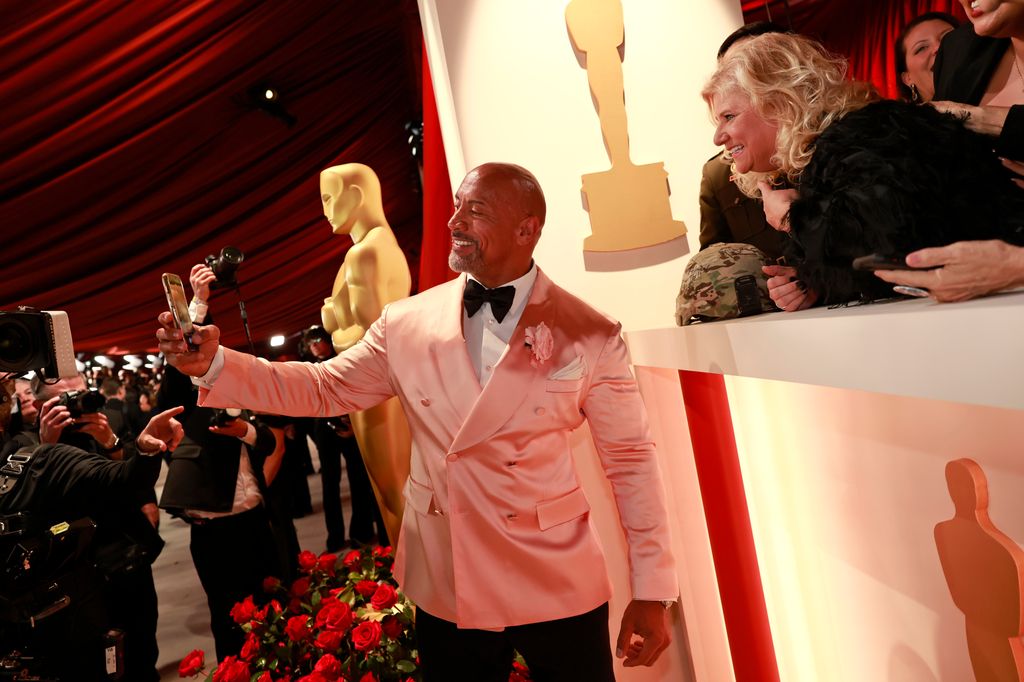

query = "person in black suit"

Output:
[[157, 263, 283, 661]]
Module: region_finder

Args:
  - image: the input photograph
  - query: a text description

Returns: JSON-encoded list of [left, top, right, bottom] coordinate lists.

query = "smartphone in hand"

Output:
[[852, 253, 938, 272], [162, 273, 199, 351]]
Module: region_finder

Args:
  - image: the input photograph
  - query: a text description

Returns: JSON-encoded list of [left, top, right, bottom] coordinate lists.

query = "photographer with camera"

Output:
[[24, 375, 168, 681], [156, 263, 281, 662], [0, 369, 183, 681]]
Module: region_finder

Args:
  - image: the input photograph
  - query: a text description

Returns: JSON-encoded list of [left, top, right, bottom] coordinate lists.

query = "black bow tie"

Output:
[[463, 279, 515, 322]]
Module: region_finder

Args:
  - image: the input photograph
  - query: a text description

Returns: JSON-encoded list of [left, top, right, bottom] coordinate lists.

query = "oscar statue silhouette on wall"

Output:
[[934, 458, 1024, 682], [565, 0, 686, 253]]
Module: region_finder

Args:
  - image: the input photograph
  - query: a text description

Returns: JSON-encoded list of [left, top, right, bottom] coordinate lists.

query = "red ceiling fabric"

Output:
[[1, 0, 422, 354], [743, 0, 967, 99]]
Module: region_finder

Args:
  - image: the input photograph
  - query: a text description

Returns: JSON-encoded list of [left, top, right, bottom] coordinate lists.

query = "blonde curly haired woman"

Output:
[[703, 32, 1024, 308]]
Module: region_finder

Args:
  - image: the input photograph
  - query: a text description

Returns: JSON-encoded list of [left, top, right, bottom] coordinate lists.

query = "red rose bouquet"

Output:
[[179, 544, 532, 681]]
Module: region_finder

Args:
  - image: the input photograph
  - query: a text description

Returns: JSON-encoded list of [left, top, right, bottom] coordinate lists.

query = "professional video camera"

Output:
[[0, 309, 77, 380], [205, 246, 245, 290], [0, 310, 121, 679]]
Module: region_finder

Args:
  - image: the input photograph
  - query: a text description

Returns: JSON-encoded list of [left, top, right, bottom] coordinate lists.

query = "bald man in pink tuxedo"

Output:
[[158, 163, 677, 681]]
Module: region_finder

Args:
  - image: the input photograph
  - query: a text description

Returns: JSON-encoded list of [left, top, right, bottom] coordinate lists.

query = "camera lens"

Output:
[[206, 246, 245, 289], [0, 317, 32, 367]]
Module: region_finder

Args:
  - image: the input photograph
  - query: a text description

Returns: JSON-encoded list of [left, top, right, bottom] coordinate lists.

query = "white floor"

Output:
[[153, 445, 340, 680]]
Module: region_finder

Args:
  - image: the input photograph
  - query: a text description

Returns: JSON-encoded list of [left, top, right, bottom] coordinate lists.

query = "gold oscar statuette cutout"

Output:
[[565, 0, 686, 253]]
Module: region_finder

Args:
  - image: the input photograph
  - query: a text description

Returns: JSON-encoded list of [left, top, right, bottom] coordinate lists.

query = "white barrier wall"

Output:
[[727, 377, 1024, 682], [420, 0, 742, 331]]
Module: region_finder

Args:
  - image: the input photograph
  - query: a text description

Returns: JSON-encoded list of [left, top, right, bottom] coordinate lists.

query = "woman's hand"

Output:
[[874, 240, 1024, 302], [757, 181, 798, 233], [762, 264, 818, 311]]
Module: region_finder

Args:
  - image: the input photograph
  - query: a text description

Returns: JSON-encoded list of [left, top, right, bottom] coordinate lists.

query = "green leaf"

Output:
[[396, 659, 416, 672]]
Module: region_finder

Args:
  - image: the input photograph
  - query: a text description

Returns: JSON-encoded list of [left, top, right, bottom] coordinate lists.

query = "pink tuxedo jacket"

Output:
[[201, 269, 676, 629]]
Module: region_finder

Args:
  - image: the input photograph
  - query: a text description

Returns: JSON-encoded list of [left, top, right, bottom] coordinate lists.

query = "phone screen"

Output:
[[162, 273, 197, 349]]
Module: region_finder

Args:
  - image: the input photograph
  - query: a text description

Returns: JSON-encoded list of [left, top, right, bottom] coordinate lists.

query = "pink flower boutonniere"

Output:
[[524, 322, 553, 368]]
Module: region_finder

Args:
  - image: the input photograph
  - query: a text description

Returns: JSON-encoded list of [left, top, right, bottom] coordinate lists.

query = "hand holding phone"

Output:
[[852, 253, 939, 272], [162, 273, 199, 352]]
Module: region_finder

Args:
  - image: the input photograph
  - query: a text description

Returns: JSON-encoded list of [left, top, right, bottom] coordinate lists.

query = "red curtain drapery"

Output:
[[1, 0, 422, 353], [418, 42, 457, 292]]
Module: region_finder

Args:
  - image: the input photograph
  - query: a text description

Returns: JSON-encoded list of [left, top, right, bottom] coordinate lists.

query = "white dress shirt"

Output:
[[463, 264, 537, 387]]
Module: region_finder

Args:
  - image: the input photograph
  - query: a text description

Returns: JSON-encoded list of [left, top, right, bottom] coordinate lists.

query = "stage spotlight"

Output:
[[270, 335, 285, 347], [247, 83, 296, 127]]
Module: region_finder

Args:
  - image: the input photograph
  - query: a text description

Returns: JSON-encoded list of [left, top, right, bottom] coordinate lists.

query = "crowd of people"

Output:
[[0, 266, 384, 680], [696, 2, 1024, 316]]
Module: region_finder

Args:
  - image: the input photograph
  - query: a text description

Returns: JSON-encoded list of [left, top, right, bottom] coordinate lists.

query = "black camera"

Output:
[[56, 390, 106, 419], [209, 408, 242, 428], [0, 309, 76, 380], [204, 246, 245, 290]]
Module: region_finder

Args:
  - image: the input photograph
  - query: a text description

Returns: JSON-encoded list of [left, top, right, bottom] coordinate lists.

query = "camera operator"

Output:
[[0, 376, 182, 681], [156, 262, 281, 661], [28, 375, 166, 681]]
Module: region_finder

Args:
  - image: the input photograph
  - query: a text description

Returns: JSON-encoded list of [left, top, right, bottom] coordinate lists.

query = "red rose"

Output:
[[239, 633, 259, 661], [263, 576, 281, 593], [373, 545, 392, 558], [313, 653, 342, 680], [317, 553, 337, 574], [212, 655, 250, 682], [178, 649, 204, 677], [284, 614, 311, 642], [298, 550, 318, 571], [342, 549, 361, 567], [351, 620, 382, 651], [229, 595, 257, 625], [315, 601, 353, 633], [291, 577, 311, 598], [255, 674, 272, 682], [297, 674, 328, 682], [381, 615, 403, 640], [370, 583, 398, 610], [354, 580, 378, 597], [314, 629, 343, 651], [288, 597, 303, 614], [359, 672, 378, 682]]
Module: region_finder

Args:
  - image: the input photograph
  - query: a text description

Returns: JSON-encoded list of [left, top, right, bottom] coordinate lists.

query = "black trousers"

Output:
[[318, 432, 386, 549], [189, 506, 279, 661], [416, 603, 615, 682], [104, 563, 160, 681]]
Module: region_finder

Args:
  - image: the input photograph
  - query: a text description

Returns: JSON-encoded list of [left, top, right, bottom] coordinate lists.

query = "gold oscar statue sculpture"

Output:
[[934, 458, 1024, 682], [565, 0, 685, 252], [320, 163, 412, 545]]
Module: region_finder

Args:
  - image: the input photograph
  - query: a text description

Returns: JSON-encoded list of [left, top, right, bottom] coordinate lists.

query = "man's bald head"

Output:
[[470, 163, 546, 227]]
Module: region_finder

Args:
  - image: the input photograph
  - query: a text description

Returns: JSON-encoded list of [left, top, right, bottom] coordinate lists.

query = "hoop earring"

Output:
[[910, 84, 920, 103]]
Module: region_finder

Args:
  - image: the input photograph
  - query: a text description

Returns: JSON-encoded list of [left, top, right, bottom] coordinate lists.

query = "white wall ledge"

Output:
[[624, 290, 1024, 411]]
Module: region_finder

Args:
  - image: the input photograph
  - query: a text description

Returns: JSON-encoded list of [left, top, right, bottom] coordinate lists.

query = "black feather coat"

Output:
[[786, 100, 1024, 305]]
